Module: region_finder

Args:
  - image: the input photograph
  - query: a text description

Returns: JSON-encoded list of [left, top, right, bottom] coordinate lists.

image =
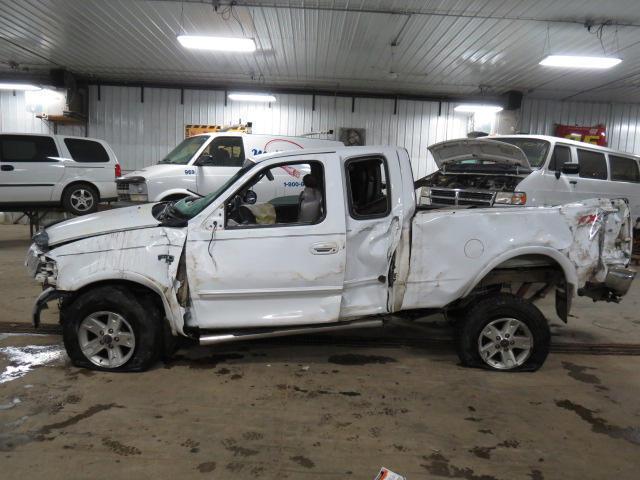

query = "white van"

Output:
[[417, 135, 640, 223], [117, 133, 344, 203], [0, 133, 119, 215]]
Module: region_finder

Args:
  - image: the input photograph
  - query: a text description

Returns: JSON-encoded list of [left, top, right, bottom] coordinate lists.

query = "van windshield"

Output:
[[158, 136, 209, 165], [491, 138, 550, 168], [170, 160, 256, 219]]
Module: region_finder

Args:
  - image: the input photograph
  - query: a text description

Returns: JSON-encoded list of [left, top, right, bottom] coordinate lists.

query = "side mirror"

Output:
[[561, 162, 580, 175], [194, 154, 215, 167], [244, 190, 257, 204]]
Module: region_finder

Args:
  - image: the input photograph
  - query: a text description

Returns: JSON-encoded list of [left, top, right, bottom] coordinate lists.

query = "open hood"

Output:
[[429, 139, 531, 170], [45, 203, 160, 246]]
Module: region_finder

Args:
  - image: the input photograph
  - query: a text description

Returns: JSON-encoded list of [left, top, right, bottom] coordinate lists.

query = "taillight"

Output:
[[115, 164, 122, 178]]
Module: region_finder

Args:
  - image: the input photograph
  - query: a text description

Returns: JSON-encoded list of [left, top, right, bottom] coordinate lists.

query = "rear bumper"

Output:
[[578, 267, 636, 302]]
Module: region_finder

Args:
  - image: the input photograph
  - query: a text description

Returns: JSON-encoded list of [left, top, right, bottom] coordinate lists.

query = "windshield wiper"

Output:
[[186, 189, 204, 198]]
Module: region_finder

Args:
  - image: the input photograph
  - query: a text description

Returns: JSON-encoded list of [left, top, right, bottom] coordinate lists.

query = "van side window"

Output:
[[64, 139, 110, 163], [0, 135, 58, 162], [609, 155, 640, 183], [577, 149, 607, 180], [548, 145, 571, 171], [345, 156, 390, 219], [201, 137, 245, 167]]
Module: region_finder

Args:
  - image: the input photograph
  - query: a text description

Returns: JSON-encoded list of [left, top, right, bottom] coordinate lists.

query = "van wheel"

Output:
[[62, 286, 162, 372], [62, 183, 98, 215], [456, 294, 550, 372]]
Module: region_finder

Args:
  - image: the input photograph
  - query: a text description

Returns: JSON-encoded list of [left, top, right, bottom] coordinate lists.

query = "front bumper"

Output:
[[116, 176, 148, 203], [32, 287, 68, 328]]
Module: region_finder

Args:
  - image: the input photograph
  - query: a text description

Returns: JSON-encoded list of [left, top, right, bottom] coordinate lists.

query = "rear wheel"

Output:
[[62, 183, 99, 215], [456, 294, 550, 372], [62, 286, 162, 371]]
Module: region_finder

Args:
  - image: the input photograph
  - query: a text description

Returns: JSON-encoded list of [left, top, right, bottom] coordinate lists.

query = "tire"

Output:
[[456, 293, 550, 372], [62, 183, 99, 215], [62, 286, 162, 372]]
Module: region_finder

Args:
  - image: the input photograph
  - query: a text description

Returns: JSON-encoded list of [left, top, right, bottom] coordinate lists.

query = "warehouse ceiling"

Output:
[[1, 0, 640, 102]]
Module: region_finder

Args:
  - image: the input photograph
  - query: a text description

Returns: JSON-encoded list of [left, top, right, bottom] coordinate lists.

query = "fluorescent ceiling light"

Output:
[[454, 104, 503, 114], [229, 92, 276, 103], [539, 55, 622, 69], [0, 83, 41, 91], [177, 35, 256, 52]]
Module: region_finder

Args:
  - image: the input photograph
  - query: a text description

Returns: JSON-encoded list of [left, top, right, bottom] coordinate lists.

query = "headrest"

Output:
[[303, 174, 318, 188]]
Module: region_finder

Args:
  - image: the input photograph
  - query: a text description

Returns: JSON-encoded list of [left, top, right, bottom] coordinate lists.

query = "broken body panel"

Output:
[[27, 146, 634, 344]]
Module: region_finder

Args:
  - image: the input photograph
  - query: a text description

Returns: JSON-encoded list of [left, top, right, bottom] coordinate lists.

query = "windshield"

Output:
[[171, 162, 255, 219], [158, 136, 209, 165], [491, 137, 550, 168]]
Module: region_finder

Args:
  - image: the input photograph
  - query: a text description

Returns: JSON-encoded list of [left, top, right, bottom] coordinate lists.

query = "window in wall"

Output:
[[577, 149, 607, 180], [609, 155, 640, 183], [0, 135, 58, 162], [345, 156, 390, 219], [548, 145, 571, 171], [64, 139, 110, 162]]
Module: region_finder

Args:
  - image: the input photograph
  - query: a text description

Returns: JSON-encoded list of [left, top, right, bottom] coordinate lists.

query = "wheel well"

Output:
[[62, 181, 100, 202], [161, 193, 188, 202], [62, 280, 166, 323], [454, 254, 571, 322]]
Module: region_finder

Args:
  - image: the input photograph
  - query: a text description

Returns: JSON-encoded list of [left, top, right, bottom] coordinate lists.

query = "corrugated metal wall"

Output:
[[3, 87, 640, 177], [521, 98, 640, 155], [1, 86, 468, 177]]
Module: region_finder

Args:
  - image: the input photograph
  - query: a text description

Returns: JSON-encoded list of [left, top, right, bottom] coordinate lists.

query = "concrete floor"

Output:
[[1, 224, 639, 479]]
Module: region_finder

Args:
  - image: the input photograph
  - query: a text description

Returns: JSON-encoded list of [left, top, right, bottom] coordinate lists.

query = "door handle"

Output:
[[310, 242, 338, 255], [1, 165, 14, 171]]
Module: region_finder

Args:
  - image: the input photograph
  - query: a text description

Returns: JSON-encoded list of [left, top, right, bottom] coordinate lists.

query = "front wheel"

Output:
[[456, 294, 550, 372], [62, 286, 162, 371]]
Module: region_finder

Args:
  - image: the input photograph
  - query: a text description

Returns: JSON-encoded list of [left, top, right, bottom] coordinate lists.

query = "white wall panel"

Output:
[[521, 98, 640, 155], [86, 85, 469, 175], [0, 90, 51, 134]]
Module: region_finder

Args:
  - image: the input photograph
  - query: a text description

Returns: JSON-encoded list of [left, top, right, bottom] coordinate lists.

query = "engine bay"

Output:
[[415, 171, 524, 192]]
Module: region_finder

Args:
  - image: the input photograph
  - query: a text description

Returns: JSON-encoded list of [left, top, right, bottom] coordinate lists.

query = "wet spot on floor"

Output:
[[242, 431, 263, 441], [226, 462, 244, 472], [101, 437, 141, 456], [39, 403, 122, 435], [561, 361, 601, 385], [197, 461, 217, 473], [555, 399, 640, 445], [469, 440, 519, 459], [421, 452, 498, 480], [222, 438, 259, 457], [216, 368, 231, 375], [339, 391, 361, 397], [478, 429, 493, 435], [231, 374, 242, 380], [0, 344, 64, 384], [290, 455, 315, 468], [464, 416, 482, 422], [528, 469, 544, 480], [0, 433, 33, 452], [166, 353, 244, 369], [327, 354, 397, 365]]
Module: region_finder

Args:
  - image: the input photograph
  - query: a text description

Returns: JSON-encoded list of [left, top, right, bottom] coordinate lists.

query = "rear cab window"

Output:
[[64, 138, 110, 163], [0, 135, 58, 162], [577, 149, 608, 180], [609, 155, 640, 183], [345, 156, 390, 219]]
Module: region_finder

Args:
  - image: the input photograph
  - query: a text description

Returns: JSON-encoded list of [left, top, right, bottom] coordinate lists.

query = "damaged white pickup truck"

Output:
[[26, 146, 635, 372]]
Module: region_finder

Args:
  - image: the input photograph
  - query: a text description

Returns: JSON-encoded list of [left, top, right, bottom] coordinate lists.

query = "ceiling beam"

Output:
[[149, 0, 640, 28]]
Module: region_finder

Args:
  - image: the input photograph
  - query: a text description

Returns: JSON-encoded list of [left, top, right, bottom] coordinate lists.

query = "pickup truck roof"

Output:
[[249, 145, 402, 165]]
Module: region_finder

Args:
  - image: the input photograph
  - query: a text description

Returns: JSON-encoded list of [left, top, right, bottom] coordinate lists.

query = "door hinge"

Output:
[[158, 254, 175, 264]]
